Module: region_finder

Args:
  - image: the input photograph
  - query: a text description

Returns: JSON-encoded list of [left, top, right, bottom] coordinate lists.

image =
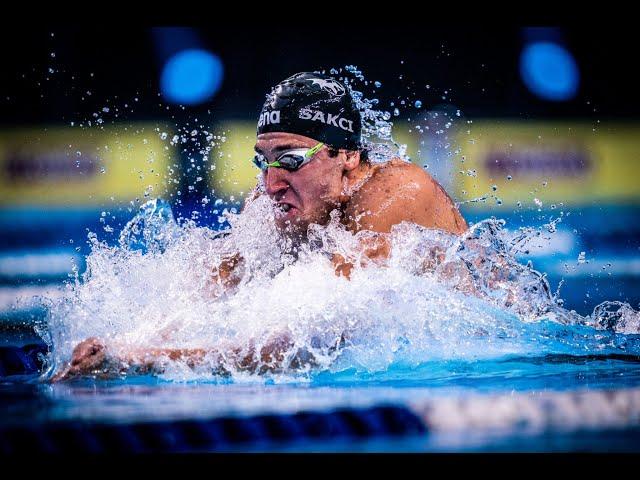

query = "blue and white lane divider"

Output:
[[1, 385, 640, 453], [1, 342, 640, 451], [409, 388, 640, 434], [0, 406, 427, 453]]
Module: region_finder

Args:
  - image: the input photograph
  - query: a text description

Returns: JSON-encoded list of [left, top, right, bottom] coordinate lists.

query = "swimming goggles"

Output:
[[253, 142, 324, 172]]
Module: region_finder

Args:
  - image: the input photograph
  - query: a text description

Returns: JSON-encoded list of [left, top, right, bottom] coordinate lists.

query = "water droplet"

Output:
[[577, 251, 586, 264], [414, 100, 422, 108]]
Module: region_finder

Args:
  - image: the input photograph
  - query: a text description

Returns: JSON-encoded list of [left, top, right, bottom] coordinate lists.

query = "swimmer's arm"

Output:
[[331, 233, 391, 279], [331, 202, 396, 279], [209, 185, 264, 292], [49, 339, 208, 381], [211, 252, 243, 292], [50, 335, 321, 381]]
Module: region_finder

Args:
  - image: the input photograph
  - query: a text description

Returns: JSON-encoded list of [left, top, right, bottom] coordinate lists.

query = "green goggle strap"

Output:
[[262, 142, 324, 169]]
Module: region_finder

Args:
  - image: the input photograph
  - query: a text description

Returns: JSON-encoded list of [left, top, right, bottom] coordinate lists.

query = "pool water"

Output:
[[2, 199, 640, 453], [2, 349, 640, 452]]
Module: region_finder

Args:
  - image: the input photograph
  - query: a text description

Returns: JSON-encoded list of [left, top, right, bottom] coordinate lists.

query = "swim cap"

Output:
[[257, 72, 362, 150]]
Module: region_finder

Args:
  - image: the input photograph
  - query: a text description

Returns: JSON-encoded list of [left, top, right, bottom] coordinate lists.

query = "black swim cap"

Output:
[[257, 72, 362, 150]]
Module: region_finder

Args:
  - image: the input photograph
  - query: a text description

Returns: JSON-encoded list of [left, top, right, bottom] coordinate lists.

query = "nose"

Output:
[[264, 167, 290, 199]]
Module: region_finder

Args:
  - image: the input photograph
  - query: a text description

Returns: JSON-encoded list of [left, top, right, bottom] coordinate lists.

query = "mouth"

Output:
[[275, 202, 299, 218]]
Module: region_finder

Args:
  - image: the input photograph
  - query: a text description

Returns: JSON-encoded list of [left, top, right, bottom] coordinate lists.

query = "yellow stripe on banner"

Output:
[[0, 125, 177, 206], [451, 121, 640, 209], [208, 122, 259, 199]]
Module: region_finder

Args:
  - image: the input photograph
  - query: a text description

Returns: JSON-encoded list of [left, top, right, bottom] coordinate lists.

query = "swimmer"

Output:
[[53, 72, 467, 381], [221, 72, 466, 283]]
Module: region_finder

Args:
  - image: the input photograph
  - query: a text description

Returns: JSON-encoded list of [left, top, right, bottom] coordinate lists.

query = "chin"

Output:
[[274, 205, 331, 239], [275, 215, 308, 238]]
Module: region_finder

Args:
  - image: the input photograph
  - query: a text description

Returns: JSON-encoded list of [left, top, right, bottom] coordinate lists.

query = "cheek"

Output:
[[292, 163, 343, 212], [313, 167, 343, 199], [304, 181, 340, 213]]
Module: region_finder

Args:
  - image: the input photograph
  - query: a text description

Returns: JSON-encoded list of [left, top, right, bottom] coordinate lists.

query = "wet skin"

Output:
[[251, 132, 467, 278], [253, 132, 467, 239]]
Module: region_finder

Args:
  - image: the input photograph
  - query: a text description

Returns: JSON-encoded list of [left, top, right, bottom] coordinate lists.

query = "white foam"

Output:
[[42, 195, 640, 382]]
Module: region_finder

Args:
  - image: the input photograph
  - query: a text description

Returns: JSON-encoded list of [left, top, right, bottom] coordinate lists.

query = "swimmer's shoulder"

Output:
[[344, 158, 467, 235], [359, 157, 437, 194], [343, 158, 434, 232]]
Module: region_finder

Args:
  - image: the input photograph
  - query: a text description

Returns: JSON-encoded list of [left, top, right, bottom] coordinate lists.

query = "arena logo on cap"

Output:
[[299, 109, 354, 133], [309, 78, 346, 97], [258, 110, 281, 128]]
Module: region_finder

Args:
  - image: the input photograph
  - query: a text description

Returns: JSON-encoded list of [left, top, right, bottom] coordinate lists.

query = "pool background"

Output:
[[1, 26, 640, 452]]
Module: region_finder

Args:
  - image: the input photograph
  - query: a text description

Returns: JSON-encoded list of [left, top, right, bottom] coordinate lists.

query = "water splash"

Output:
[[43, 196, 640, 383], [340, 65, 410, 163], [118, 198, 180, 253]]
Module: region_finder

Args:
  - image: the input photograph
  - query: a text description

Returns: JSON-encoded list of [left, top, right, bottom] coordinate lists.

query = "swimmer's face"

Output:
[[254, 132, 360, 238]]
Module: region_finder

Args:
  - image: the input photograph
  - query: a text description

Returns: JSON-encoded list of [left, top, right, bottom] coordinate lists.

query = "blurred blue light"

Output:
[[160, 49, 223, 105], [520, 42, 579, 101]]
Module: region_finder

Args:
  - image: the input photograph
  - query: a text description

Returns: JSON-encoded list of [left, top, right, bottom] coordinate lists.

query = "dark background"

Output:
[[1, 26, 637, 126]]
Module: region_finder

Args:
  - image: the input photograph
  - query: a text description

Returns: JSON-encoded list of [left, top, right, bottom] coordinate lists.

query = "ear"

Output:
[[342, 150, 361, 172]]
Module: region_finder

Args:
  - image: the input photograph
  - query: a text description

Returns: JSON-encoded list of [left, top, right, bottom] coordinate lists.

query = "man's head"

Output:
[[254, 72, 365, 237]]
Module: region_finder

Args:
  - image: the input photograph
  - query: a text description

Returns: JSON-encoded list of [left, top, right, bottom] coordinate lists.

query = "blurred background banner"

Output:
[[453, 121, 640, 208], [208, 122, 257, 199], [0, 25, 638, 339], [0, 125, 174, 206]]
